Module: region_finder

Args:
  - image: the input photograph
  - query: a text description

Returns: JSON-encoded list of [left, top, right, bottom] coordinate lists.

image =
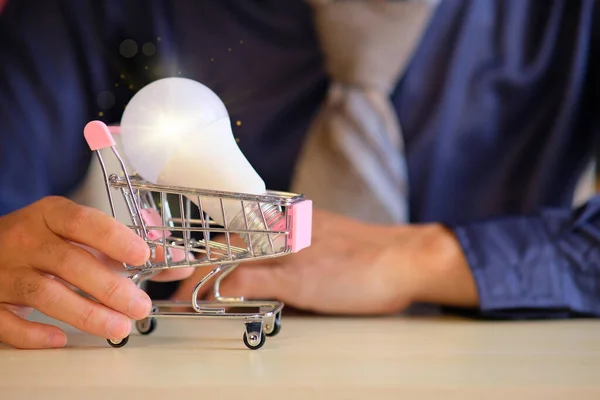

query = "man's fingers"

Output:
[[150, 268, 196, 282], [7, 270, 133, 342], [70, 243, 192, 282], [75, 243, 128, 272], [148, 245, 195, 282], [208, 265, 281, 301], [42, 197, 149, 266], [74, 243, 191, 282], [169, 264, 216, 300], [31, 238, 151, 320], [0, 303, 34, 319], [0, 307, 67, 349]]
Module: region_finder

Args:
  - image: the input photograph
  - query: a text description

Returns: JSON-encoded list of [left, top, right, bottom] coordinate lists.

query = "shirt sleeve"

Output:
[[0, 0, 116, 216], [452, 194, 600, 319]]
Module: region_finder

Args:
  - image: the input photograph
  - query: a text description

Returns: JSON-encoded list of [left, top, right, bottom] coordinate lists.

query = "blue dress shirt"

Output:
[[1, 0, 599, 319]]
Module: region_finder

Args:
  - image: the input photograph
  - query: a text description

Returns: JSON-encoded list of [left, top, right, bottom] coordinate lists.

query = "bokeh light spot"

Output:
[[97, 91, 116, 109], [119, 39, 138, 58], [142, 42, 156, 56]]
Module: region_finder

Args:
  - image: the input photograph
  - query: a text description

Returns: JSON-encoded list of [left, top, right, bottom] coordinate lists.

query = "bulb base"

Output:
[[229, 202, 287, 256]]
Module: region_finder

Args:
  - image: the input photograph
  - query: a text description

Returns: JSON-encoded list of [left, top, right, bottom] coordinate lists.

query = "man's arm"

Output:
[[415, 195, 600, 319], [0, 0, 100, 214], [0, 0, 161, 214]]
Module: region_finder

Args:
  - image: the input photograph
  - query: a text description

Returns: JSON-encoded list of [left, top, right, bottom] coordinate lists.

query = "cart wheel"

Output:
[[107, 335, 129, 348], [265, 317, 281, 337], [135, 317, 157, 335], [243, 331, 266, 350]]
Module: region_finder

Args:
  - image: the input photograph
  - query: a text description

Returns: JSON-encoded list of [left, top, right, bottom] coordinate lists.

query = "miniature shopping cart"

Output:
[[83, 121, 312, 350]]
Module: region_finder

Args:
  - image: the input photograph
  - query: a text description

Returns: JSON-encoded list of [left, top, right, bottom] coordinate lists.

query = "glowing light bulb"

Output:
[[119, 77, 283, 254]]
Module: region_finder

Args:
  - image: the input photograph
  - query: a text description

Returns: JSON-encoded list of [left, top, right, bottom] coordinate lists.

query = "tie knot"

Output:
[[309, 0, 435, 93]]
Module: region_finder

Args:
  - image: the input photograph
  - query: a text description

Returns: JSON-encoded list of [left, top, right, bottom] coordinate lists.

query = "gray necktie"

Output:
[[291, 0, 435, 224]]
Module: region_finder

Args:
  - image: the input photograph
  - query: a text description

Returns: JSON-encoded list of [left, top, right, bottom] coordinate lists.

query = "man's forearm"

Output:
[[404, 223, 480, 308], [416, 197, 600, 319]]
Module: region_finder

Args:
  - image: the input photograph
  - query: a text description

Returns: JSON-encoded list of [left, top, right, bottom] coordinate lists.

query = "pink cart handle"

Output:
[[288, 199, 312, 253], [84, 120, 116, 150]]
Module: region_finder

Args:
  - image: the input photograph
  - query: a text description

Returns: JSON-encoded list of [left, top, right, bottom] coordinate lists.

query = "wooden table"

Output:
[[2, 311, 599, 399]]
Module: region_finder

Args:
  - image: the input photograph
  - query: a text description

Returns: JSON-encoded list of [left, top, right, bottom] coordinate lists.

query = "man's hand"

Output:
[[170, 209, 480, 315], [0, 196, 160, 349]]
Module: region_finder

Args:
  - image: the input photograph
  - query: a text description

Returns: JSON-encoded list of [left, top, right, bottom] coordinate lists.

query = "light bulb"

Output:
[[119, 77, 285, 254]]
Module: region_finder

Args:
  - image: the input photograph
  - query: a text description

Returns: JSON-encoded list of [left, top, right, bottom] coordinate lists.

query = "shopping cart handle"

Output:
[[84, 120, 116, 150]]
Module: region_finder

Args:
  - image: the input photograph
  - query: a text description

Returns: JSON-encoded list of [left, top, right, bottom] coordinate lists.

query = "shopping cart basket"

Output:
[[83, 121, 313, 350]]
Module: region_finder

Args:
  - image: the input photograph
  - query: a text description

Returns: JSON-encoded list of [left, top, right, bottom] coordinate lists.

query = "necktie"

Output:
[[291, 0, 436, 224]]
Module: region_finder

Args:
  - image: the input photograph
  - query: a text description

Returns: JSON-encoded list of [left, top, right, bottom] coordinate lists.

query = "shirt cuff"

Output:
[[452, 214, 597, 319]]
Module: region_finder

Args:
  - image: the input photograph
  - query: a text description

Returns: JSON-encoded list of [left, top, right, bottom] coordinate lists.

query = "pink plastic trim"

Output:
[[288, 200, 312, 253], [108, 126, 121, 135], [84, 121, 116, 150], [139, 208, 171, 240]]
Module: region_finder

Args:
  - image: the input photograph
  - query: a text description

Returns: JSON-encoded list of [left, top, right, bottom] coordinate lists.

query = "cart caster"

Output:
[[265, 313, 281, 337], [243, 331, 266, 350], [136, 316, 156, 335], [107, 335, 129, 348], [136, 306, 158, 335]]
